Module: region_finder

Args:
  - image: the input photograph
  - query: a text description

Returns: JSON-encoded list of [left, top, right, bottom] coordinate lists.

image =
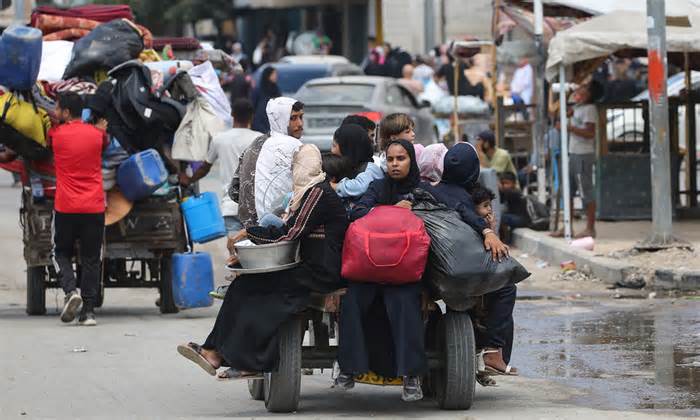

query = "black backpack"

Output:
[[525, 195, 550, 231]]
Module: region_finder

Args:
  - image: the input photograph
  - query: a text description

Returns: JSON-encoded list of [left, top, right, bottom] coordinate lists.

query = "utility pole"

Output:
[[533, 0, 547, 204], [637, 0, 681, 249]]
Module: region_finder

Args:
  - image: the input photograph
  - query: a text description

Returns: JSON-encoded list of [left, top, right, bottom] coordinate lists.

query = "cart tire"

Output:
[[264, 315, 302, 412], [248, 379, 265, 401], [159, 256, 179, 314], [26, 266, 47, 316], [95, 274, 105, 309], [435, 311, 475, 410]]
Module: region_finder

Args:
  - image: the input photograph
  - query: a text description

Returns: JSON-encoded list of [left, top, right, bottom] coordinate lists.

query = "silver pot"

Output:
[[234, 240, 300, 269]]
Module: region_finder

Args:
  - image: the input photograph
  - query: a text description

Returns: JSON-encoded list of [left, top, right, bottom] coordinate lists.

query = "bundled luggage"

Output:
[[411, 190, 530, 310], [63, 19, 145, 79], [341, 206, 431, 285]]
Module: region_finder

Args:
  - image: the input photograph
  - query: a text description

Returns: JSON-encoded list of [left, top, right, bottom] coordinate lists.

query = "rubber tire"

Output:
[[264, 315, 302, 413], [248, 379, 265, 401], [26, 266, 47, 316], [435, 311, 476, 410], [159, 256, 179, 314]]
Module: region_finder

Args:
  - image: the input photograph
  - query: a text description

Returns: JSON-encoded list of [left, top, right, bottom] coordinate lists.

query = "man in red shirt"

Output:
[[50, 92, 107, 326]]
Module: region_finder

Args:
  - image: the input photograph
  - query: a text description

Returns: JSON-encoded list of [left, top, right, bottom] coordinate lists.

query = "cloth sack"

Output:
[[172, 96, 226, 161], [0, 92, 51, 146], [433, 95, 489, 116], [411, 190, 529, 311], [187, 61, 232, 127], [341, 205, 431, 285], [63, 19, 144, 79], [38, 41, 74, 82]]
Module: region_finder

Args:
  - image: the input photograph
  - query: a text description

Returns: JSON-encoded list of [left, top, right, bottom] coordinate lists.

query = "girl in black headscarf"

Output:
[[338, 138, 428, 402], [331, 123, 384, 203], [251, 67, 281, 133]]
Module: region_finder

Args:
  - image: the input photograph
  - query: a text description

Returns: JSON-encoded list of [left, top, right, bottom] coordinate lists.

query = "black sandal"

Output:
[[177, 342, 217, 376]]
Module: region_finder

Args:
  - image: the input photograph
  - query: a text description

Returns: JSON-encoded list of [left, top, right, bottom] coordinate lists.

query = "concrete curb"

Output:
[[513, 229, 699, 291], [512, 229, 634, 286]]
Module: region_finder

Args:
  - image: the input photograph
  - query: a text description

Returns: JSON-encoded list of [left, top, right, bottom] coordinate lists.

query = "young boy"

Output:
[[498, 172, 530, 243], [470, 184, 498, 232]]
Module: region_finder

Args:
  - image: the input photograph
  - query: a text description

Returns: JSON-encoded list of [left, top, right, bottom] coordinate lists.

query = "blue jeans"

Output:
[[502, 213, 529, 229], [258, 213, 285, 228]]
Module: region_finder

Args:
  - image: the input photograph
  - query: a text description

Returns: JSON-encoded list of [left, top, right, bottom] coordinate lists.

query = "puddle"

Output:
[[514, 299, 700, 412]]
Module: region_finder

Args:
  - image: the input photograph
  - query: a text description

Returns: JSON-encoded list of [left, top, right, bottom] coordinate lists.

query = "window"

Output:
[[295, 84, 375, 103]]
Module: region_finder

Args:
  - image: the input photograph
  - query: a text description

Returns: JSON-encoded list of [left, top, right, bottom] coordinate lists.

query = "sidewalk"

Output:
[[512, 220, 700, 291]]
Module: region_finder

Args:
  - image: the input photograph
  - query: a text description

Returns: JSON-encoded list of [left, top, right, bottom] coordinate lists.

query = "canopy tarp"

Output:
[[541, 0, 695, 17], [546, 10, 700, 81]]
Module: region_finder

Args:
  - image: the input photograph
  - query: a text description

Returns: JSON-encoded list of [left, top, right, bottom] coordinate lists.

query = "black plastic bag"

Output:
[[526, 194, 550, 231], [63, 19, 144, 79], [412, 190, 530, 310]]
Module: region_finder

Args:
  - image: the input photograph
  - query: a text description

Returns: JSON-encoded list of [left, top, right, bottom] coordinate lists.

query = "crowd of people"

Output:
[[172, 92, 519, 401]]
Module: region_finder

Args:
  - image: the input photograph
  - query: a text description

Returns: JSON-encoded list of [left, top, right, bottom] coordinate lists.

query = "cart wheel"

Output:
[[264, 315, 302, 412], [159, 256, 179, 314], [248, 379, 264, 401], [434, 311, 475, 410], [95, 272, 105, 309], [26, 266, 47, 316]]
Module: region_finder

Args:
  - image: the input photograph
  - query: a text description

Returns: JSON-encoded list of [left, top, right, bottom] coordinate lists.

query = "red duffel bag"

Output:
[[341, 205, 431, 285]]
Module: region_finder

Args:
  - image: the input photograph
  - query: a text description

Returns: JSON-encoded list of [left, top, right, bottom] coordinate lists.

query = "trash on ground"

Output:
[[72, 347, 87, 353], [560, 260, 577, 272], [535, 259, 549, 269]]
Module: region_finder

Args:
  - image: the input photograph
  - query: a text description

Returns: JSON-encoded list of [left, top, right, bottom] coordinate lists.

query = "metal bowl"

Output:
[[234, 240, 300, 269]]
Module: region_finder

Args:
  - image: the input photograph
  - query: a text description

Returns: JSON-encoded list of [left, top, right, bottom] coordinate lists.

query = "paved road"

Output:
[[0, 171, 697, 419]]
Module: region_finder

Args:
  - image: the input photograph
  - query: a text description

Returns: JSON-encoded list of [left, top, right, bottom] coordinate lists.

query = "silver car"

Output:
[[294, 76, 438, 151]]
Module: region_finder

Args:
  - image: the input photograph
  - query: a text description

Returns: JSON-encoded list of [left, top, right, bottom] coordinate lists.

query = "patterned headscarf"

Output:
[[289, 144, 326, 212]]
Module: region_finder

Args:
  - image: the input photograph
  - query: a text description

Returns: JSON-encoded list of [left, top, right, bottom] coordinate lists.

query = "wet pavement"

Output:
[[513, 292, 700, 415]]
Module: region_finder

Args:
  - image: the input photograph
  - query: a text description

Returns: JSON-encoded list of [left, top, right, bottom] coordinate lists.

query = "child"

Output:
[[470, 184, 497, 232], [322, 154, 354, 184], [498, 172, 530, 243]]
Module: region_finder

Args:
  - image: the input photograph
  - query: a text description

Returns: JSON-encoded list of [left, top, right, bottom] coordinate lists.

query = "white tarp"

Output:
[[546, 9, 700, 80], [541, 0, 698, 17]]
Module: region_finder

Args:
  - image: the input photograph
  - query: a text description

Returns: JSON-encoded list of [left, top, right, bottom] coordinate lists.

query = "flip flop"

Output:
[[484, 364, 519, 376], [177, 342, 217, 376], [216, 368, 263, 381]]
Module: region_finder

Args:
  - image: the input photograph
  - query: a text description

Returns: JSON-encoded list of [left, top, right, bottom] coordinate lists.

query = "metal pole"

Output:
[[640, 0, 674, 248], [14, 0, 25, 24], [533, 0, 547, 203], [559, 64, 572, 241]]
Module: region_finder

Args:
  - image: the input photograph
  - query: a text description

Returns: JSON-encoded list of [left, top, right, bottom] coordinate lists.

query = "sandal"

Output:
[[216, 368, 263, 381], [479, 348, 519, 376], [177, 342, 217, 376]]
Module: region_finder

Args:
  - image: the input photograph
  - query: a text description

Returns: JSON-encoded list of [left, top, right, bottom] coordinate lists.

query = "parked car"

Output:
[[253, 58, 363, 97], [294, 76, 439, 151]]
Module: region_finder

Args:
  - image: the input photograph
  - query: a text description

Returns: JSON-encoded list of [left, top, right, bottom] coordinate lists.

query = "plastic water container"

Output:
[[180, 192, 226, 243], [0, 26, 43, 91], [117, 149, 168, 201], [171, 252, 214, 309]]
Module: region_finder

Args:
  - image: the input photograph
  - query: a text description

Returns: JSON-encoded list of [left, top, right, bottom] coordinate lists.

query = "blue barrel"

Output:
[[180, 192, 226, 243], [171, 252, 214, 309], [117, 149, 168, 201], [0, 26, 43, 91]]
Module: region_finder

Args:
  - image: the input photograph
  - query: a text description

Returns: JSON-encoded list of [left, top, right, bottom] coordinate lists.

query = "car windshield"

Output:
[[295, 83, 375, 103]]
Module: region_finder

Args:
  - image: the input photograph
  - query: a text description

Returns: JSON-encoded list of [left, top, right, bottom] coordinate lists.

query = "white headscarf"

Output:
[[289, 144, 326, 212], [266, 96, 297, 136]]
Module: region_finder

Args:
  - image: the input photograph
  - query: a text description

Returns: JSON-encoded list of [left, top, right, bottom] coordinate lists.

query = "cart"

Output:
[[247, 289, 479, 413], [22, 188, 187, 315]]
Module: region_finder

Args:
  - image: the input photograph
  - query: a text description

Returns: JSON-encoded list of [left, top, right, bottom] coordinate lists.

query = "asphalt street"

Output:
[[0, 171, 697, 419]]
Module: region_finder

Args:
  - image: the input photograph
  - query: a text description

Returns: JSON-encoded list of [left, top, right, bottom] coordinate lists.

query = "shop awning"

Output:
[[233, 0, 341, 8], [546, 9, 700, 81]]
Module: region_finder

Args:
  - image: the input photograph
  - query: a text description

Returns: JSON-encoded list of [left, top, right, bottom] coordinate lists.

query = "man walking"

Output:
[[50, 92, 107, 326]]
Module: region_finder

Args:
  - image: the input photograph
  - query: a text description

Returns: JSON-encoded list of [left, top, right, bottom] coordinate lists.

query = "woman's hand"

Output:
[[226, 254, 240, 266], [229, 229, 247, 245], [483, 230, 509, 262], [395, 200, 412, 210]]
